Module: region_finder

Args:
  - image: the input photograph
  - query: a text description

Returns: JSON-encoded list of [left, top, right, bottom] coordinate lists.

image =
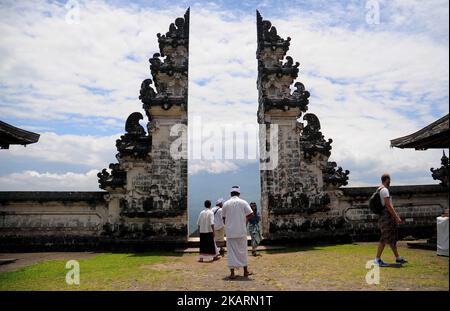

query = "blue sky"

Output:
[[0, 0, 449, 231]]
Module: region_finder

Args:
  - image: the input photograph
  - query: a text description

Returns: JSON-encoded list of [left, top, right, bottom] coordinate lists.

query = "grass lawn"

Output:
[[0, 243, 448, 291]]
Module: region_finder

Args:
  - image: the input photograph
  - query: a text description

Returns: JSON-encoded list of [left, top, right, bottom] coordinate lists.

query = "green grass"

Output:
[[0, 252, 175, 291], [264, 243, 449, 290], [0, 244, 448, 291]]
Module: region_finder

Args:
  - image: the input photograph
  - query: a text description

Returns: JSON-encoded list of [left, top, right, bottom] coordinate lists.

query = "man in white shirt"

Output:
[[222, 186, 254, 279], [211, 198, 225, 256], [197, 200, 220, 262], [374, 173, 408, 267]]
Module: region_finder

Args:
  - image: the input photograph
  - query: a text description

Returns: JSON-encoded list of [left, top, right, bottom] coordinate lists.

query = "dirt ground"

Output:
[[0, 242, 448, 291]]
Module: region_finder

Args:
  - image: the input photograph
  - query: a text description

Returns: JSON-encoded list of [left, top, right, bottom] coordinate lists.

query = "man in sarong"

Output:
[[222, 186, 254, 279], [197, 200, 220, 262], [211, 198, 226, 256]]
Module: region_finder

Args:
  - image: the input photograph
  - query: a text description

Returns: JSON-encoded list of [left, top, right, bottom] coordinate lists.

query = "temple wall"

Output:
[[0, 192, 108, 251], [265, 185, 448, 242], [0, 185, 447, 250], [0, 191, 188, 251]]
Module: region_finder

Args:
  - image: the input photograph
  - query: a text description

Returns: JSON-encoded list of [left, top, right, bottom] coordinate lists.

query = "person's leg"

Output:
[[244, 266, 253, 277], [376, 242, 386, 259], [229, 268, 236, 279], [389, 242, 399, 258]]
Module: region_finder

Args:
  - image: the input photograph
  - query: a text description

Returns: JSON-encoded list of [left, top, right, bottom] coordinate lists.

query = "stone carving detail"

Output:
[[115, 112, 151, 160], [431, 152, 449, 188], [323, 161, 350, 188], [139, 79, 157, 107], [97, 163, 126, 190], [300, 113, 332, 160], [140, 9, 189, 112], [256, 10, 309, 123]]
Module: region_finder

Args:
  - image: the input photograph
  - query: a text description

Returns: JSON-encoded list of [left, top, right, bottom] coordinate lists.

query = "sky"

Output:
[[0, 0, 449, 232]]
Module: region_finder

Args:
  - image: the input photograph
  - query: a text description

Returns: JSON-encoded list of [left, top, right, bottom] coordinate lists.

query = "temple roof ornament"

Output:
[[431, 151, 449, 188]]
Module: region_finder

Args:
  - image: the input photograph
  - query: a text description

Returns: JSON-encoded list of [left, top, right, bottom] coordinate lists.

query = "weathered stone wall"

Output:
[[0, 191, 187, 250], [266, 185, 448, 242], [0, 192, 107, 250], [0, 186, 447, 250]]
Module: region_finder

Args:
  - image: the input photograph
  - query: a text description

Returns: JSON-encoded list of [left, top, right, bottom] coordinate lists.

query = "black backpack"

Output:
[[368, 187, 385, 214]]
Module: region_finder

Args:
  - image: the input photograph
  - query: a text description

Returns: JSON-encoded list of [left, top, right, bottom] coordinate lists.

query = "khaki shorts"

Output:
[[214, 227, 225, 244]]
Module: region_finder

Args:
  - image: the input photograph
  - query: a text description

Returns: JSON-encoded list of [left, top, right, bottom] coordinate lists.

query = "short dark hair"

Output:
[[381, 173, 391, 183], [204, 200, 211, 208], [230, 191, 240, 196]]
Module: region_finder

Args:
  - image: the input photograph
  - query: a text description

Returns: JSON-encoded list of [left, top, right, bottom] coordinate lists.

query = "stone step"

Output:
[[187, 236, 255, 247], [175, 245, 285, 254]]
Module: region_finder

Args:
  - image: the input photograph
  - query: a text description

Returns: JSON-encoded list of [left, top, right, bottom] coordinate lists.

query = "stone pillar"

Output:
[[256, 11, 350, 241], [98, 9, 189, 245]]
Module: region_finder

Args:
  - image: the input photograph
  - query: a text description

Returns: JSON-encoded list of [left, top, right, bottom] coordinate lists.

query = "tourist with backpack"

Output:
[[369, 173, 408, 267]]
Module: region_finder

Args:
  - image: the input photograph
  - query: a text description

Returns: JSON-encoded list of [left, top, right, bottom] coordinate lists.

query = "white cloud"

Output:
[[0, 170, 99, 191], [0, 132, 119, 168], [189, 160, 240, 175], [0, 0, 448, 188]]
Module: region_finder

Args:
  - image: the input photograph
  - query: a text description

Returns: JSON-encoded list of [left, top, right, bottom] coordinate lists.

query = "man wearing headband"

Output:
[[222, 185, 254, 279], [211, 198, 226, 256]]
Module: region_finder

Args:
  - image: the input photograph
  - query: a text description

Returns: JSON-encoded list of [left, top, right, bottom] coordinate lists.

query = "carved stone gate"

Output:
[[256, 11, 350, 241], [97, 9, 189, 244]]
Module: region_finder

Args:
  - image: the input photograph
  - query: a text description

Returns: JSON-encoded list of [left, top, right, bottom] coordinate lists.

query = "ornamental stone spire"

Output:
[[98, 9, 189, 244], [257, 11, 349, 240]]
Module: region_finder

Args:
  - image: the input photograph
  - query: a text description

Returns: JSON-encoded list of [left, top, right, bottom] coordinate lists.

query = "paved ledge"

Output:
[[341, 184, 446, 197], [0, 191, 107, 203]]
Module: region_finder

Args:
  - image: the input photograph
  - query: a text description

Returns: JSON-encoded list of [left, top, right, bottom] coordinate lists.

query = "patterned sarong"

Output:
[[249, 223, 262, 248]]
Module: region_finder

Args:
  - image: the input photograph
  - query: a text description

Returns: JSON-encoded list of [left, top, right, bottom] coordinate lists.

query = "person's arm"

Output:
[[384, 197, 402, 224], [210, 213, 215, 236], [222, 206, 226, 225], [245, 206, 254, 222]]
